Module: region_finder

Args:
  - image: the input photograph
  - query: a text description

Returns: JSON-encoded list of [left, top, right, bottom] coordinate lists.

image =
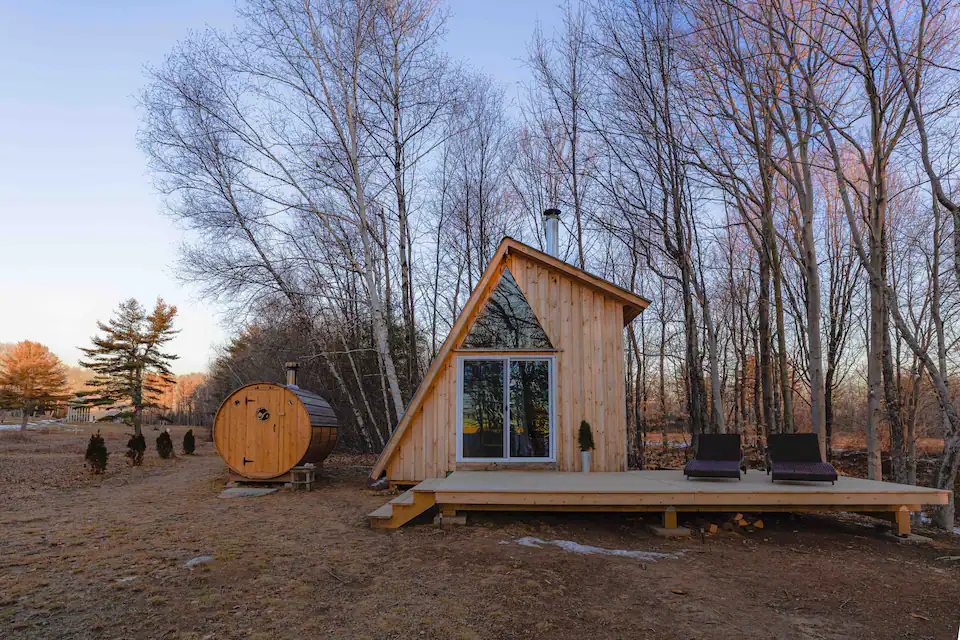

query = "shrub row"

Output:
[[85, 429, 196, 473]]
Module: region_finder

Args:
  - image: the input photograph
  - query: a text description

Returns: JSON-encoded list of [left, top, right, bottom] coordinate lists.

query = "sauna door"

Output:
[[244, 386, 281, 476]]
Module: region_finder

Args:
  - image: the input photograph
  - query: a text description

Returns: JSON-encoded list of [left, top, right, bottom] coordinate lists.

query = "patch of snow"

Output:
[[953, 527, 960, 536], [510, 537, 682, 562], [0, 420, 78, 432], [185, 555, 215, 569]]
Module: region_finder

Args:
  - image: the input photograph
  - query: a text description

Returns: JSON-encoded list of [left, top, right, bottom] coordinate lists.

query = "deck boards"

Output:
[[369, 470, 951, 529], [430, 470, 949, 509]]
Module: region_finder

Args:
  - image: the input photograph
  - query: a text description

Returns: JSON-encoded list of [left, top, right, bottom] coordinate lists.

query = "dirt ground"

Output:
[[2, 427, 960, 639]]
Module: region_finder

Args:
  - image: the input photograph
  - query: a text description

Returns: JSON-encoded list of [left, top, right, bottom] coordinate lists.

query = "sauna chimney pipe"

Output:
[[285, 362, 299, 387], [543, 208, 560, 257]]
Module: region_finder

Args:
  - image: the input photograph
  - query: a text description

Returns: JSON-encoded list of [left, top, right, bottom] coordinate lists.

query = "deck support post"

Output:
[[438, 504, 466, 528], [894, 506, 911, 537], [649, 506, 689, 537], [663, 506, 678, 530]]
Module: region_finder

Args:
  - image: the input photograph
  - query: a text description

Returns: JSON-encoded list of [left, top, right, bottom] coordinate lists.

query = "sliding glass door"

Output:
[[458, 356, 554, 462]]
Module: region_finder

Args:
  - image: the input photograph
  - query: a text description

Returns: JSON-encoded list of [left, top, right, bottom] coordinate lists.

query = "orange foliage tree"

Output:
[[0, 341, 69, 430]]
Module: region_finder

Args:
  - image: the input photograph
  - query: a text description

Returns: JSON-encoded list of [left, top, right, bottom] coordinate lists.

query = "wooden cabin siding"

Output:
[[387, 359, 456, 483], [506, 252, 627, 473], [385, 250, 628, 484]]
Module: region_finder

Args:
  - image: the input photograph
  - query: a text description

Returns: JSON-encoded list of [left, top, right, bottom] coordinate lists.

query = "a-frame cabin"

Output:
[[370, 235, 650, 486], [368, 226, 949, 532]]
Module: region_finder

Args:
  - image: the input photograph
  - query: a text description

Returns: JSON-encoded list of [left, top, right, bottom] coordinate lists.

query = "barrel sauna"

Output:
[[213, 363, 338, 480]]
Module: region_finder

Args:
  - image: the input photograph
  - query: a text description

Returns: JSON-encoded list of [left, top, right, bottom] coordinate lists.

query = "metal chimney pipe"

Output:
[[285, 362, 299, 387], [543, 208, 560, 257]]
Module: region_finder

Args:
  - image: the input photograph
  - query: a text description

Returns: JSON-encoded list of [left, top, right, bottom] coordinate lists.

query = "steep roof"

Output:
[[369, 237, 650, 480]]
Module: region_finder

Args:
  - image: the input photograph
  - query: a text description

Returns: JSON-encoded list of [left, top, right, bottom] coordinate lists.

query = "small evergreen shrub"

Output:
[[126, 433, 146, 466], [578, 420, 595, 452], [183, 429, 195, 455], [156, 431, 174, 459], [85, 431, 108, 473]]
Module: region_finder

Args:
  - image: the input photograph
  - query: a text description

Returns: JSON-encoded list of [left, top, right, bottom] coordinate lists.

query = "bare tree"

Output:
[[365, 0, 452, 390], [589, 0, 714, 434], [525, 2, 596, 268]]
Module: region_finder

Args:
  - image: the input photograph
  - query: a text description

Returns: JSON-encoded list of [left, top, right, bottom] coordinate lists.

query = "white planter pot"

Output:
[[581, 450, 591, 473]]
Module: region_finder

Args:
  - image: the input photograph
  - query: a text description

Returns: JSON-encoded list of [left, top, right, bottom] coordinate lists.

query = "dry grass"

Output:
[[1, 430, 959, 639]]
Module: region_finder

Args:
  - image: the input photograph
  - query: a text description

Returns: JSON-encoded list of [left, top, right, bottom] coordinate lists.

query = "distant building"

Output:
[[66, 399, 128, 423]]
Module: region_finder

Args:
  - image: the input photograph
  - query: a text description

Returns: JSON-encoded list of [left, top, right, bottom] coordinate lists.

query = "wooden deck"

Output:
[[369, 470, 951, 534]]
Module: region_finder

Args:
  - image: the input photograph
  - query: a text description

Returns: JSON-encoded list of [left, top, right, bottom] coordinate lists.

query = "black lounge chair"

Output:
[[683, 434, 743, 480], [767, 433, 838, 484]]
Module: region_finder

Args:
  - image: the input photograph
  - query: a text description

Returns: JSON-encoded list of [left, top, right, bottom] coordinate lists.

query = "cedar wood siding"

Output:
[[384, 249, 630, 484]]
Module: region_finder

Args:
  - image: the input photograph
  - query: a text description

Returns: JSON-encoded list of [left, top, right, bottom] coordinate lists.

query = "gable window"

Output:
[[457, 355, 554, 462], [461, 267, 553, 349]]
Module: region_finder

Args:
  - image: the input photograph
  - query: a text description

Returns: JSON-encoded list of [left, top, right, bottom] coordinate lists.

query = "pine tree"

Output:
[[156, 430, 174, 459], [0, 341, 69, 430], [183, 429, 195, 455], [85, 431, 108, 473], [126, 433, 146, 466], [77, 298, 179, 437]]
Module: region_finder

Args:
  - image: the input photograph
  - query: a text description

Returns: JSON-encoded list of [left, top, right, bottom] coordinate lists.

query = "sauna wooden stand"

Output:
[[227, 465, 318, 487], [368, 470, 950, 535], [228, 470, 294, 485], [291, 466, 316, 491]]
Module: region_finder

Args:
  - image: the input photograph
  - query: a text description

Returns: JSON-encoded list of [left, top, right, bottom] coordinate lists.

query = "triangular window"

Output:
[[461, 268, 553, 349]]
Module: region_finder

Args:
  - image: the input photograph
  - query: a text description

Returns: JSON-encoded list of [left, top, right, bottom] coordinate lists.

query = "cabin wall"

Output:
[[507, 252, 627, 474], [386, 252, 628, 484], [386, 359, 457, 482]]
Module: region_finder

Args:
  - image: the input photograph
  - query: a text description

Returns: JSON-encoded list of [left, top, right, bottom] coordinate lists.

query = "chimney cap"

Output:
[[285, 362, 300, 387], [543, 208, 561, 219]]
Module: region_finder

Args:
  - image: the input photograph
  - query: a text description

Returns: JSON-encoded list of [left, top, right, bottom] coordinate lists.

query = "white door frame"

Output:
[[455, 354, 556, 463]]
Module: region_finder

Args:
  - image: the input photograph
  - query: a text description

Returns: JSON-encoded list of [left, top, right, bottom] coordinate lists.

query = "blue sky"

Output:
[[0, 0, 565, 374]]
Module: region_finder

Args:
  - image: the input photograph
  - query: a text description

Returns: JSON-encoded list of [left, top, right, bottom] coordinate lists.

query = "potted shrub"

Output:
[[579, 420, 595, 472]]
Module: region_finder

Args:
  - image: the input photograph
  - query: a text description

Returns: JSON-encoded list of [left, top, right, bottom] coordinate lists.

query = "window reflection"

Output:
[[509, 360, 550, 457], [461, 268, 553, 349], [461, 360, 504, 458]]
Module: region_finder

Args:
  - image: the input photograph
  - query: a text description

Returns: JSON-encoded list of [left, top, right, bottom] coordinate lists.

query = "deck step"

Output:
[[368, 503, 393, 519], [369, 481, 441, 529], [392, 490, 415, 505]]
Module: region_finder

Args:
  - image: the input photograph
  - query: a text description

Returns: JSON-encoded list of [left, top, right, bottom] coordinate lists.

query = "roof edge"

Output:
[[501, 237, 651, 318]]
